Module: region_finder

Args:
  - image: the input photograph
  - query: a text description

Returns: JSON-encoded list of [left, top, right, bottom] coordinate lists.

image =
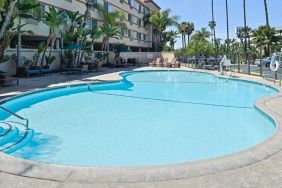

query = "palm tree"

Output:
[[40, 7, 65, 67], [208, 21, 216, 44], [243, 0, 249, 74], [191, 28, 211, 42], [149, 9, 179, 51], [178, 22, 187, 49], [165, 30, 179, 50], [75, 0, 94, 65], [210, 0, 217, 45], [96, 4, 126, 63], [264, 0, 269, 26], [225, 0, 230, 56], [15, 0, 39, 74], [185, 22, 194, 45], [252, 26, 281, 57], [90, 28, 102, 51]]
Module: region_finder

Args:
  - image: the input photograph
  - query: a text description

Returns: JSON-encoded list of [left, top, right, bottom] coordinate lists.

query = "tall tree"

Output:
[[210, 0, 216, 46], [243, 0, 249, 74], [264, 0, 269, 27], [225, 0, 230, 56], [208, 21, 216, 45], [185, 22, 194, 45], [178, 22, 187, 49], [75, 0, 93, 65]]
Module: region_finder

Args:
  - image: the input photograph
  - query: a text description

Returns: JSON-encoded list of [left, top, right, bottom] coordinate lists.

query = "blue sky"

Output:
[[154, 0, 282, 48]]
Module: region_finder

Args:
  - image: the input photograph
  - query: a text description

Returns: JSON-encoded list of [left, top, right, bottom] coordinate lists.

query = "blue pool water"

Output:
[[0, 71, 278, 167]]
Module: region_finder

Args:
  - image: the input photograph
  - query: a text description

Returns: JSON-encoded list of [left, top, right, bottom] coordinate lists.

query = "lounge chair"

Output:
[[164, 58, 173, 67], [149, 58, 159, 67], [26, 69, 40, 77], [171, 59, 181, 68], [63, 67, 83, 75], [157, 58, 166, 67], [0, 75, 19, 87], [164, 58, 176, 67], [40, 67, 52, 75], [82, 65, 89, 74]]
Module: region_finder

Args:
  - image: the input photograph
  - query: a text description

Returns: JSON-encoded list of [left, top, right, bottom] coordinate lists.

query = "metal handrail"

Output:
[[279, 73, 282, 86], [0, 106, 29, 130]]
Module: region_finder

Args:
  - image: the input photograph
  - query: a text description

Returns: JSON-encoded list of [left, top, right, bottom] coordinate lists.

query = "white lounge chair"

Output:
[[164, 58, 172, 67], [149, 58, 160, 67], [159, 58, 168, 67], [171, 59, 180, 68]]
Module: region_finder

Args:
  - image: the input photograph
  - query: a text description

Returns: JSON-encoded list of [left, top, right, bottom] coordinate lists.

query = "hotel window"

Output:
[[144, 8, 149, 15], [130, 0, 139, 10], [92, 0, 97, 7], [132, 16, 138, 25], [131, 31, 138, 39], [104, 2, 113, 12], [128, 14, 132, 22], [138, 18, 144, 27], [128, 30, 131, 38], [120, 28, 125, 37], [85, 19, 97, 31]]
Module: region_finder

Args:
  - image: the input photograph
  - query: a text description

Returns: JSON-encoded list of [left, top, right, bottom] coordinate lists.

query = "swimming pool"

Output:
[[0, 71, 278, 167]]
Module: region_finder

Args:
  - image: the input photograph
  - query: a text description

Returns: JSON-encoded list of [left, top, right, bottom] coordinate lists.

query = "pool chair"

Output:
[[82, 65, 89, 74], [171, 59, 181, 68], [157, 58, 166, 67], [40, 67, 52, 75], [149, 58, 160, 67], [26, 69, 41, 77], [163, 58, 171, 67], [165, 58, 176, 67], [0, 75, 19, 87], [203, 64, 214, 70]]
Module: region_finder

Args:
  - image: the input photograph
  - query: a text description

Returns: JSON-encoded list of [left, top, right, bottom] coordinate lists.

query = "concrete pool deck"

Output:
[[1, 67, 282, 188]]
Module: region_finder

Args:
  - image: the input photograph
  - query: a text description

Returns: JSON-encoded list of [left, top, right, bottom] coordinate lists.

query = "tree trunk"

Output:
[[41, 32, 52, 68], [182, 34, 184, 49], [0, 0, 16, 40], [225, 0, 230, 57], [211, 0, 217, 62], [264, 0, 270, 26], [243, 0, 249, 74], [76, 1, 91, 66], [16, 19, 22, 75], [47, 37, 56, 65]]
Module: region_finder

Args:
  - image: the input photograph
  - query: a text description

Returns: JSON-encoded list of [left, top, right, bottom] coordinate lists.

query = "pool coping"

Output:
[[0, 68, 282, 184]]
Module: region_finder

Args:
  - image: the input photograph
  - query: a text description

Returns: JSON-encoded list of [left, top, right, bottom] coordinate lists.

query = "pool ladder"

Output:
[[0, 106, 31, 153]]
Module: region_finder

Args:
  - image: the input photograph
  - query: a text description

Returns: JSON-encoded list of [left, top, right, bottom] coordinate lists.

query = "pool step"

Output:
[[0, 127, 19, 146], [1, 129, 34, 154], [0, 121, 34, 153]]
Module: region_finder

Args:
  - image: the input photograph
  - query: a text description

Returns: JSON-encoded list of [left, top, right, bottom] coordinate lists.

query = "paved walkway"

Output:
[[0, 67, 282, 188]]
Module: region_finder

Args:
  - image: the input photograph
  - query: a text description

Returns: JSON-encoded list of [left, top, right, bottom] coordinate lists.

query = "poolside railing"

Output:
[[0, 106, 29, 130]]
